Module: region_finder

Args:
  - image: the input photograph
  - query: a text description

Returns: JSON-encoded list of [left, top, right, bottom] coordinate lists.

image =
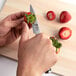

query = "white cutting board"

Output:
[[0, 56, 58, 76]]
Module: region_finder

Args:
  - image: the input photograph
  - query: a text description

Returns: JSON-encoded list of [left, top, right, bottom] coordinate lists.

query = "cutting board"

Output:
[[0, 0, 76, 76]]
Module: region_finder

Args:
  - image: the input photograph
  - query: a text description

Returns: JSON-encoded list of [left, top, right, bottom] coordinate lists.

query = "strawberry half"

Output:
[[59, 27, 72, 40], [46, 11, 56, 20], [60, 11, 71, 23], [24, 12, 36, 28]]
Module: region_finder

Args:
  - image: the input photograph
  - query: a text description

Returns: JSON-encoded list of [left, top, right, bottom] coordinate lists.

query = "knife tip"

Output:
[[30, 4, 32, 8]]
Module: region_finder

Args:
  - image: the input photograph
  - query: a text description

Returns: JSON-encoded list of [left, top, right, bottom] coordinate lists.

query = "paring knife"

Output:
[[30, 4, 40, 34], [30, 4, 51, 74], [0, 0, 6, 12]]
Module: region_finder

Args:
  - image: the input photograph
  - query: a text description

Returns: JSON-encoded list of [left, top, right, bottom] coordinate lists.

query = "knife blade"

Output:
[[0, 0, 6, 12], [30, 4, 40, 34]]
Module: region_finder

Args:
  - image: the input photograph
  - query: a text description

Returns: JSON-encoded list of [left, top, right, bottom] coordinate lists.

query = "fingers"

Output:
[[10, 12, 25, 20], [11, 18, 24, 27], [36, 33, 51, 40], [4, 11, 32, 28], [4, 17, 24, 28], [20, 22, 29, 43]]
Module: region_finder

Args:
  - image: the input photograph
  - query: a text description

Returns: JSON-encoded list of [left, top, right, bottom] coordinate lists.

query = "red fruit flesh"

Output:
[[28, 22, 32, 28], [24, 12, 32, 22], [59, 27, 72, 40], [56, 48, 60, 54], [60, 11, 71, 23], [24, 15, 27, 22], [24, 12, 32, 28], [27, 12, 31, 15], [47, 11, 56, 20]]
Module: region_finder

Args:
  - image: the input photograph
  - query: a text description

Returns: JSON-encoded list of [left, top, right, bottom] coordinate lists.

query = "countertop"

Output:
[[0, 56, 58, 76]]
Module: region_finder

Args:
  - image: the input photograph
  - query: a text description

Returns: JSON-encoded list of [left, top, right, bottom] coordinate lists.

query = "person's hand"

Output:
[[0, 12, 30, 46], [17, 23, 57, 76]]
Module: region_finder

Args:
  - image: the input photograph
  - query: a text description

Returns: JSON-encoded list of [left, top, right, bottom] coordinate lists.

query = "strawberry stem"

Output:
[[50, 37, 62, 49]]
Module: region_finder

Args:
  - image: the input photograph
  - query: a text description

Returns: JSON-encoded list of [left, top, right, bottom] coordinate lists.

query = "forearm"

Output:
[[17, 62, 41, 76]]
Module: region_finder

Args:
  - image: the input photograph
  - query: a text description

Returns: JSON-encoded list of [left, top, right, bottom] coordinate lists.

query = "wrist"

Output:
[[17, 62, 41, 76]]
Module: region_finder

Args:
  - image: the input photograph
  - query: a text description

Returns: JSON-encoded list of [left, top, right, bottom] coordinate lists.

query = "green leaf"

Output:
[[25, 12, 36, 24], [56, 48, 58, 52], [50, 37, 62, 48], [57, 43, 62, 48], [25, 14, 27, 17]]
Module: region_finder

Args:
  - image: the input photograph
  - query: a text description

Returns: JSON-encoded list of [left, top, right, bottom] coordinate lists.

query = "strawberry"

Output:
[[46, 11, 56, 20], [50, 37, 62, 54], [60, 11, 71, 23], [59, 27, 72, 40], [56, 48, 60, 54], [24, 12, 36, 28]]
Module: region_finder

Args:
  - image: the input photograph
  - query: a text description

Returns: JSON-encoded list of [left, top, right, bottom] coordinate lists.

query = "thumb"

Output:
[[20, 22, 29, 44]]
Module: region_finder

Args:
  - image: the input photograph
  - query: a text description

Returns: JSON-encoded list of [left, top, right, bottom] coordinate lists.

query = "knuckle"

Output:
[[3, 21, 10, 27], [46, 39, 52, 45], [38, 33, 44, 39]]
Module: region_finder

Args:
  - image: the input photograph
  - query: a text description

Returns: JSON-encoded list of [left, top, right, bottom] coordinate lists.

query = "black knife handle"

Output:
[[45, 68, 51, 73]]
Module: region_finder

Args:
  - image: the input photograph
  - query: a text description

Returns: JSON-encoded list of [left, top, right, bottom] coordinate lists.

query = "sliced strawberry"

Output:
[[24, 15, 27, 22], [24, 12, 32, 22], [56, 48, 60, 54], [51, 37, 55, 39], [59, 27, 72, 40], [28, 22, 32, 28], [24, 12, 36, 28], [60, 11, 71, 23], [27, 12, 31, 15], [46, 11, 56, 20]]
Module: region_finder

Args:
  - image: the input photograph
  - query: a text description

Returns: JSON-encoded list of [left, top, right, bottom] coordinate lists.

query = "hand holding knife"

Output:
[[30, 4, 51, 74]]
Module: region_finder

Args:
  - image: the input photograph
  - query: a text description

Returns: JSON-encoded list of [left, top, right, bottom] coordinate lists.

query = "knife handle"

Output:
[[45, 68, 51, 73]]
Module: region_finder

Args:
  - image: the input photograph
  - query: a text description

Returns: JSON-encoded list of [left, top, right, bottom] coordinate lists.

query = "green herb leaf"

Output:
[[50, 37, 62, 48]]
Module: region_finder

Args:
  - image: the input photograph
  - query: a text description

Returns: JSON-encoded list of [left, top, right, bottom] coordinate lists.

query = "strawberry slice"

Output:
[[56, 48, 60, 54], [46, 11, 56, 20], [60, 11, 71, 23], [59, 27, 72, 40], [24, 12, 36, 28]]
